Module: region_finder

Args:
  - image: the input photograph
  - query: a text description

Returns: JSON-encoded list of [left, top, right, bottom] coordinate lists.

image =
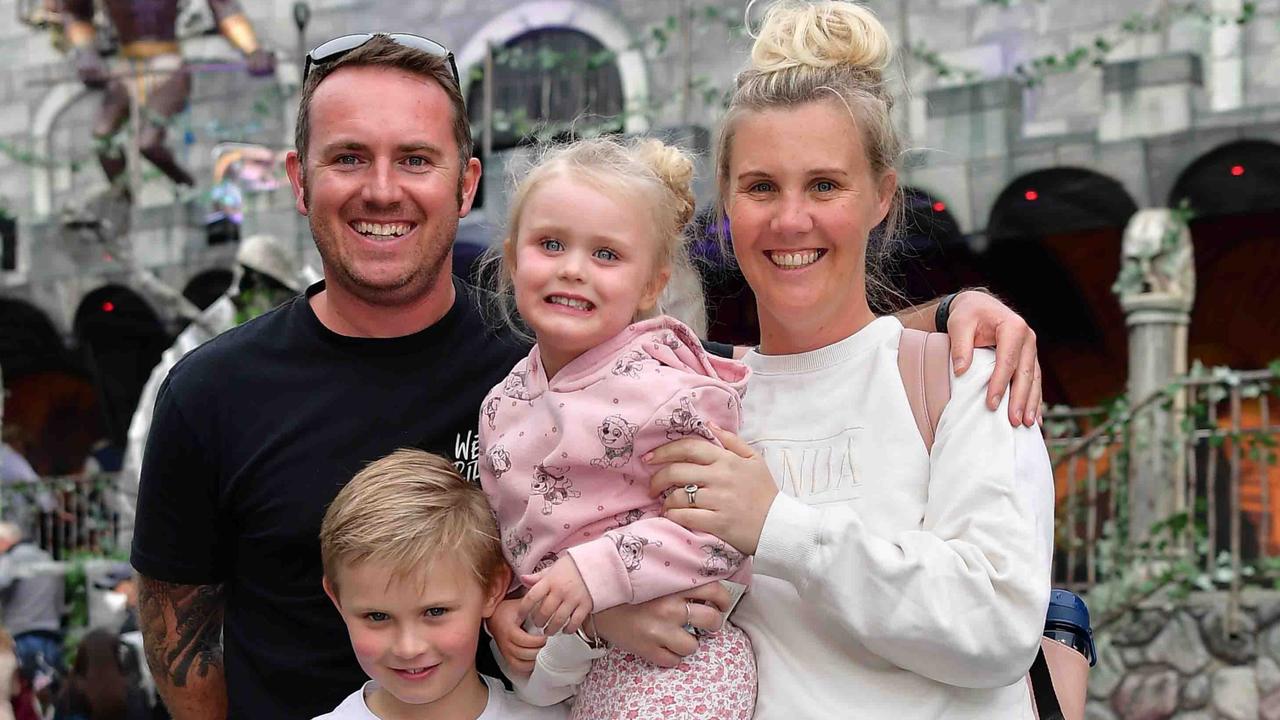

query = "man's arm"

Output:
[[138, 576, 227, 720], [895, 289, 1042, 427]]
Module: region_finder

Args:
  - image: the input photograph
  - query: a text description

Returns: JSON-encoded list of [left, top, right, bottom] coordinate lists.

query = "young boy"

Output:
[[316, 449, 567, 720]]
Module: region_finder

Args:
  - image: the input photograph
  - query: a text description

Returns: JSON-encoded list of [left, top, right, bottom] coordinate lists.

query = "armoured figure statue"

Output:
[[58, 0, 276, 189]]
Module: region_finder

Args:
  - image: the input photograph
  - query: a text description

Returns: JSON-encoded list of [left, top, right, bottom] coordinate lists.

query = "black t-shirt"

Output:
[[130, 278, 529, 720]]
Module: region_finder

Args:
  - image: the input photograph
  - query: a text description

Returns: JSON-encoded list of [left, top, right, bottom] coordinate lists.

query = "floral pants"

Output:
[[570, 621, 756, 720]]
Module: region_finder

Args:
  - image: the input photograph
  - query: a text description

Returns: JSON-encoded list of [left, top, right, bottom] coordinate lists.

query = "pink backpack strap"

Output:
[[896, 328, 953, 452]]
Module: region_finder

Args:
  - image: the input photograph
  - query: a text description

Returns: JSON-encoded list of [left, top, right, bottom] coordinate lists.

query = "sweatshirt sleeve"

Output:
[[566, 383, 751, 611], [752, 351, 1052, 689], [492, 634, 604, 706]]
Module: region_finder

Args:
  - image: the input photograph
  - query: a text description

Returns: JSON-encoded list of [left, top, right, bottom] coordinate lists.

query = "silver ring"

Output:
[[684, 483, 699, 506], [684, 601, 692, 627]]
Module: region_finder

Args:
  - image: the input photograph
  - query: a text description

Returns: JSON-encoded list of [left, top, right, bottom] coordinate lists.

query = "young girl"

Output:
[[478, 137, 756, 719]]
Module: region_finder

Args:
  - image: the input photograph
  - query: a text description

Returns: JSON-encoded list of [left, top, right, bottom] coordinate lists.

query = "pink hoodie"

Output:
[[479, 316, 751, 611]]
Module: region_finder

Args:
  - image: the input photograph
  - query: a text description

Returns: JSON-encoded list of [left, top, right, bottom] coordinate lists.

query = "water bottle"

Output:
[[1043, 589, 1096, 667]]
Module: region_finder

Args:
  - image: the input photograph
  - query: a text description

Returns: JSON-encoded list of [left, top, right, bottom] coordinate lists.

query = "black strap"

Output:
[[1030, 645, 1064, 720]]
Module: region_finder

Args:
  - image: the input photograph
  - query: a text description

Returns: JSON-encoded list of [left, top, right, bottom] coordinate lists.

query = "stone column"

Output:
[[1115, 208, 1195, 545]]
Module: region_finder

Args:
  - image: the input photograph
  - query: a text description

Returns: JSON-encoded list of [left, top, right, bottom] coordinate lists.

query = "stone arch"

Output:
[[889, 187, 983, 307], [987, 168, 1138, 242], [456, 0, 649, 135], [980, 168, 1140, 406], [1165, 141, 1280, 372], [182, 268, 235, 312], [73, 285, 170, 445], [1167, 139, 1280, 218], [0, 297, 68, 379]]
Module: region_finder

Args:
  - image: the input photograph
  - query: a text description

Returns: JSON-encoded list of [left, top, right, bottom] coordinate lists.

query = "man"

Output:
[[0, 522, 65, 690], [132, 34, 1042, 720], [131, 36, 527, 720]]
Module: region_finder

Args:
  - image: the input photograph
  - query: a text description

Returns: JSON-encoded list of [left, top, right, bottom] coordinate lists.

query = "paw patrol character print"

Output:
[[652, 332, 682, 352], [502, 369, 534, 401], [482, 396, 500, 429], [505, 529, 533, 564], [699, 541, 744, 577], [656, 397, 714, 441], [532, 551, 559, 574], [531, 464, 580, 515], [612, 349, 651, 378], [610, 532, 663, 573], [610, 508, 648, 530], [486, 444, 512, 479], [591, 415, 639, 469]]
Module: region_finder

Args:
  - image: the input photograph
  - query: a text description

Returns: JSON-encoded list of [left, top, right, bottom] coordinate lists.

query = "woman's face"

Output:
[[724, 100, 896, 354]]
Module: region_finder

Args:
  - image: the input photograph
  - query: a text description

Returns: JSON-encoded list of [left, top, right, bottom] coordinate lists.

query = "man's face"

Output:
[[285, 66, 481, 307]]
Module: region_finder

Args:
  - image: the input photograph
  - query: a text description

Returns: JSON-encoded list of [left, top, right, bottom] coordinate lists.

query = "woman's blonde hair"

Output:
[[486, 136, 704, 340], [717, 0, 906, 310], [319, 449, 505, 591]]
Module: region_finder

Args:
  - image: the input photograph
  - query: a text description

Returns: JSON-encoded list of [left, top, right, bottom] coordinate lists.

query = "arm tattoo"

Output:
[[138, 577, 225, 688]]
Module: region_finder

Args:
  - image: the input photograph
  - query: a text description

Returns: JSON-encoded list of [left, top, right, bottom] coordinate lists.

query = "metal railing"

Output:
[[0, 473, 122, 560], [1046, 367, 1280, 606]]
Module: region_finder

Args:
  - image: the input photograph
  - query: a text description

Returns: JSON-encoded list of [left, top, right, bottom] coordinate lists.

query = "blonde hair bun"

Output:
[[751, 1, 892, 77], [635, 138, 696, 230]]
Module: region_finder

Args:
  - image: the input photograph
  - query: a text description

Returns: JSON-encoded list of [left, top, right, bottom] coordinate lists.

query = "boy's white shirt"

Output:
[[311, 674, 568, 720]]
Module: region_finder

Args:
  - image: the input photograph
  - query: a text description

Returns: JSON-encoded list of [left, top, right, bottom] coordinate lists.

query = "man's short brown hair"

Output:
[[294, 34, 473, 171], [319, 449, 504, 590]]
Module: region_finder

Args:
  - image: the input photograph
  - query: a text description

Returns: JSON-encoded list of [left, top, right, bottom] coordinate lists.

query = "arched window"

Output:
[[467, 28, 625, 151]]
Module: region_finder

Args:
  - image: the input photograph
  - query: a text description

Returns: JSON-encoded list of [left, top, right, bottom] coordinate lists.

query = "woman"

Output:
[[643, 1, 1053, 717], [52, 629, 149, 720], [491, 2, 1053, 716]]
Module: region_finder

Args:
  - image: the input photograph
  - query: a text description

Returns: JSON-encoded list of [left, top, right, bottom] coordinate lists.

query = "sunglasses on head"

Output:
[[303, 33, 459, 86]]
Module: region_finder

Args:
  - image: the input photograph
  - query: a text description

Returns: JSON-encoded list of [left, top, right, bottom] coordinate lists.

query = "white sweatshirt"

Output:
[[736, 317, 1053, 719]]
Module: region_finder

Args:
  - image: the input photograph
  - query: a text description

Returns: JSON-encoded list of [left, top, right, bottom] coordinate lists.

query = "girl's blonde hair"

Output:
[[717, 0, 906, 310], [487, 136, 704, 340]]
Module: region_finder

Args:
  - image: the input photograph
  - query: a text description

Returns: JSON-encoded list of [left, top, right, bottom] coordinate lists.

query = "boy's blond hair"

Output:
[[320, 449, 504, 590]]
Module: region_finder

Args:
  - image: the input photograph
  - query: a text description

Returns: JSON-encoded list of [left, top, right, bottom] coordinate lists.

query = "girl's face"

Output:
[[511, 174, 669, 378], [724, 100, 896, 354]]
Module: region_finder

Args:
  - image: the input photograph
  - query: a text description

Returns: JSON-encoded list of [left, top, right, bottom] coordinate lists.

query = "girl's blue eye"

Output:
[[365, 612, 388, 622], [594, 248, 619, 261], [425, 608, 447, 618], [542, 239, 564, 252]]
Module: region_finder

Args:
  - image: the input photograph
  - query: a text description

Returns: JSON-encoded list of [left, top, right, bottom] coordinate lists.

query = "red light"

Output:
[[1024, 189, 1039, 201], [1231, 164, 1245, 176], [101, 301, 115, 313], [931, 201, 947, 212]]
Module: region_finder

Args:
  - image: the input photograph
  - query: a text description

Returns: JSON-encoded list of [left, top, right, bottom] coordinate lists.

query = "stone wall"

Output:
[[1089, 590, 1280, 720], [4, 0, 1280, 331]]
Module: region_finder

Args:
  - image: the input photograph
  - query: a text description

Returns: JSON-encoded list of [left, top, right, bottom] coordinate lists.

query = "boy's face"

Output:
[[323, 555, 504, 712]]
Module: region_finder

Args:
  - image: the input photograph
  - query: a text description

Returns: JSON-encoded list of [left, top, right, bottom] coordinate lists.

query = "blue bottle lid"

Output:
[[1044, 589, 1096, 666]]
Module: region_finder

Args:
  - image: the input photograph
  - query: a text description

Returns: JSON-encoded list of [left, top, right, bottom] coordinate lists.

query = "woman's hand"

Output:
[[592, 582, 731, 667], [646, 425, 777, 556], [489, 597, 544, 676], [946, 290, 1043, 427]]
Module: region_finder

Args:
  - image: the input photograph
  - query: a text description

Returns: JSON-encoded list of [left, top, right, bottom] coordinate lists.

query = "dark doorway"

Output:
[[72, 287, 170, 447]]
